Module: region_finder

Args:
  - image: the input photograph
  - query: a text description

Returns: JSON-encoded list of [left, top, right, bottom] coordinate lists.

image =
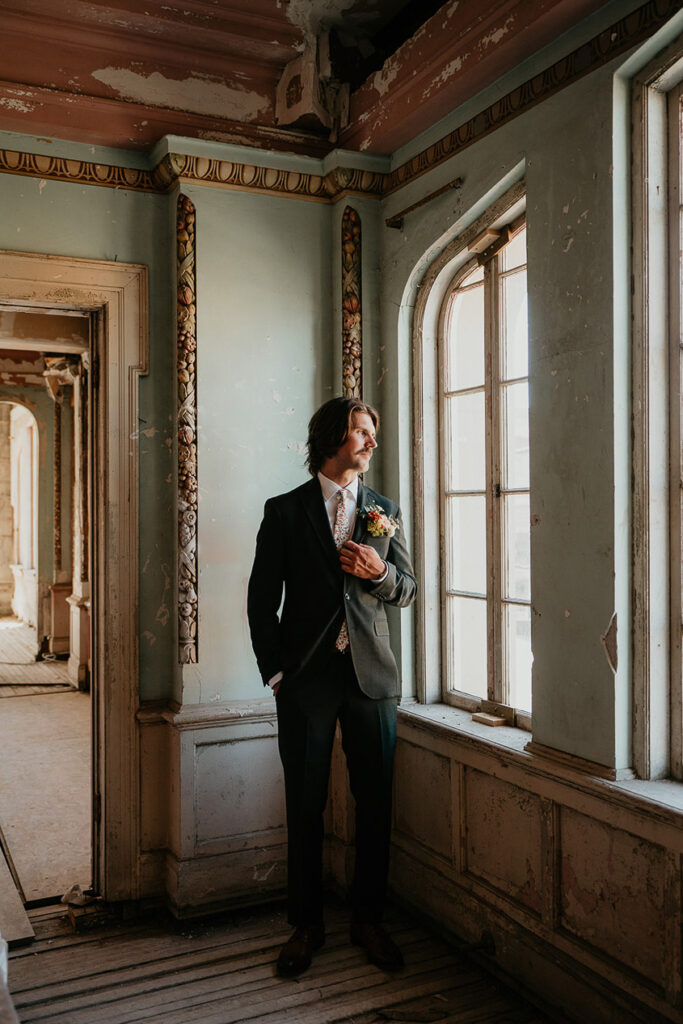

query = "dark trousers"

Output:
[[276, 651, 397, 928]]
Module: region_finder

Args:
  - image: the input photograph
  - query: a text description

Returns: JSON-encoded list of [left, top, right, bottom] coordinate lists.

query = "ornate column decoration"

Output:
[[43, 356, 80, 579], [341, 206, 362, 399], [53, 396, 62, 575], [177, 194, 198, 664]]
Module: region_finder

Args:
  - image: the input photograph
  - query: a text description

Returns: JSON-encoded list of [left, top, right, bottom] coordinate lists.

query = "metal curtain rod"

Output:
[[385, 176, 463, 230]]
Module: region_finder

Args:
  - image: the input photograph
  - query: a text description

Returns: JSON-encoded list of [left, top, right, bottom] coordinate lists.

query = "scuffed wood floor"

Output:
[[8, 901, 554, 1023], [0, 618, 71, 695]]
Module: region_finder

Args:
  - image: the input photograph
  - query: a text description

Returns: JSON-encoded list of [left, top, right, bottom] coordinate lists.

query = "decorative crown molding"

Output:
[[0, 147, 155, 192], [152, 152, 385, 201]]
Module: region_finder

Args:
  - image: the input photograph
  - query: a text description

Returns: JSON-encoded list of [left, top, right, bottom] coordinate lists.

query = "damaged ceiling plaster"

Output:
[[0, 0, 615, 153]]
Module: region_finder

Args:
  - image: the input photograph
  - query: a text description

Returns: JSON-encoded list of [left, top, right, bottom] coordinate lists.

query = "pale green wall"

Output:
[[0, 167, 176, 701], [0, 156, 338, 707], [179, 184, 333, 704]]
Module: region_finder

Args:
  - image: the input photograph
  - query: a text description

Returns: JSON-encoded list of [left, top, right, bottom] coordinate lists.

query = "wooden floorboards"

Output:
[[0, 618, 71, 695], [8, 901, 554, 1024]]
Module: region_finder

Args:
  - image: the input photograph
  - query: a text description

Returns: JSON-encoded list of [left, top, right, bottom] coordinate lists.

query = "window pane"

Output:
[[446, 283, 485, 391], [447, 595, 487, 698], [505, 603, 532, 711], [445, 392, 485, 491], [502, 228, 526, 272], [503, 493, 530, 601], [501, 269, 528, 380], [502, 381, 529, 490], [447, 494, 486, 595]]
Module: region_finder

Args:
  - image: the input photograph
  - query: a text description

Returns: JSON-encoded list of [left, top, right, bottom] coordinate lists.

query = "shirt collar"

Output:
[[317, 471, 359, 504]]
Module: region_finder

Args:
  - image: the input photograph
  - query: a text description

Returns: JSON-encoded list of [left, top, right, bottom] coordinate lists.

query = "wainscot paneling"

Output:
[[559, 806, 670, 987], [138, 700, 288, 917], [463, 768, 544, 918], [377, 707, 683, 1024], [394, 739, 452, 861]]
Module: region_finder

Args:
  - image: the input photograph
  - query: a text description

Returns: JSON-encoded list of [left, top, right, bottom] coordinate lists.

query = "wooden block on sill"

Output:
[[472, 711, 507, 727]]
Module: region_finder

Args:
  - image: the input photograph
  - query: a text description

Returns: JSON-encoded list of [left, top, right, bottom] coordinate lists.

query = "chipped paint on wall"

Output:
[[90, 67, 271, 122]]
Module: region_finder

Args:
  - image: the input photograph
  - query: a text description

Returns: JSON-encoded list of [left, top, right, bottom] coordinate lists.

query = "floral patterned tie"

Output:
[[333, 489, 350, 652]]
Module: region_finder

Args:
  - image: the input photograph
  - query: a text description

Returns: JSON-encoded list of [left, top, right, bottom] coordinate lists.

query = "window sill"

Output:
[[398, 701, 683, 821], [399, 700, 529, 754]]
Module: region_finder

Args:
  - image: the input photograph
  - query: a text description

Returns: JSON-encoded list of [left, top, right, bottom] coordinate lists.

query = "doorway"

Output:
[[0, 251, 147, 940], [0, 314, 92, 914]]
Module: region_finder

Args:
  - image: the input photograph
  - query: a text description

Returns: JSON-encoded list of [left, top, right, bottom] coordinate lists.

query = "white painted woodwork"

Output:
[[138, 700, 287, 917]]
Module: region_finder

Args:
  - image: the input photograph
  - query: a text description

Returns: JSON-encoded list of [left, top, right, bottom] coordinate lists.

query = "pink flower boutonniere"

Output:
[[360, 503, 399, 538]]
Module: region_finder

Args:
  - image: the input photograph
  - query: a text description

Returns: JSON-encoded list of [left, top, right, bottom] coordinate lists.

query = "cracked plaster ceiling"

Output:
[[0, 0, 613, 156]]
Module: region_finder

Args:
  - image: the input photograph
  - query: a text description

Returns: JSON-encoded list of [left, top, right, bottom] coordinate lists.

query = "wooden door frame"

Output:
[[0, 250, 148, 901]]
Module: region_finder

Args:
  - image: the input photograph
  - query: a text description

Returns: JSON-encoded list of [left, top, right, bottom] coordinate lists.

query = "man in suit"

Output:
[[247, 397, 416, 977]]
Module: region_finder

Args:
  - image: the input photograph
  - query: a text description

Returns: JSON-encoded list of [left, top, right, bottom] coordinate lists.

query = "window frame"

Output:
[[411, 179, 526, 714], [437, 214, 531, 728], [631, 41, 683, 780]]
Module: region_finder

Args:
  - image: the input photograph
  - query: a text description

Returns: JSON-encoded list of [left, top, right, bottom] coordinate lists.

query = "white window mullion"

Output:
[[488, 257, 504, 704], [669, 83, 683, 778]]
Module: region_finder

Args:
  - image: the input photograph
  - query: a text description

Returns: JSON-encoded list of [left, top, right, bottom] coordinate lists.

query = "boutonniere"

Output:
[[360, 503, 399, 538]]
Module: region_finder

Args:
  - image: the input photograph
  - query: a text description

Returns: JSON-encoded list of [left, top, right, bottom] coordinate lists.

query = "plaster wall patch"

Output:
[[91, 67, 270, 121], [371, 60, 400, 98], [285, 0, 357, 33]]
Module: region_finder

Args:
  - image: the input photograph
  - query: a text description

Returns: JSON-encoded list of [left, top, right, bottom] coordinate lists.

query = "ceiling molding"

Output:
[[0, 0, 678, 205]]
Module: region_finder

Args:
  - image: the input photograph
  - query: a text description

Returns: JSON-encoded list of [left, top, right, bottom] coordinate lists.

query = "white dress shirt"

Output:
[[317, 470, 359, 538]]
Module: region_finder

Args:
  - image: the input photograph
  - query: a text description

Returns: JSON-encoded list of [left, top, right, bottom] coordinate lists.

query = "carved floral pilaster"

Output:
[[53, 397, 62, 574], [341, 206, 362, 399], [177, 194, 198, 664]]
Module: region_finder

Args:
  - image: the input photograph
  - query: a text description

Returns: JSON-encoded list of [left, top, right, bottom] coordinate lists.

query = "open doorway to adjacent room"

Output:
[[0, 306, 92, 919]]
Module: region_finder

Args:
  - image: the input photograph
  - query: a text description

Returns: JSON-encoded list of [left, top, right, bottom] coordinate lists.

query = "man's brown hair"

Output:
[[306, 397, 379, 476]]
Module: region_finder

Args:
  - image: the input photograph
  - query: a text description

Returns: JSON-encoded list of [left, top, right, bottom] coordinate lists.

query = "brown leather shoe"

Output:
[[350, 921, 404, 971], [276, 924, 325, 977]]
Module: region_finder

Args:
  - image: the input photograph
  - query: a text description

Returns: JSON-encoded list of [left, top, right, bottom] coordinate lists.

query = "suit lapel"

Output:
[[352, 481, 367, 543], [300, 477, 341, 574]]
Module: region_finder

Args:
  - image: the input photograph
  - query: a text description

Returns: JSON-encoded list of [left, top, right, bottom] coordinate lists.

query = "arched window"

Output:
[[440, 219, 531, 721]]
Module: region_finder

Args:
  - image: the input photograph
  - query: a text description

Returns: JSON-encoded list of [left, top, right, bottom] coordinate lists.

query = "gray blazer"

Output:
[[247, 476, 417, 699]]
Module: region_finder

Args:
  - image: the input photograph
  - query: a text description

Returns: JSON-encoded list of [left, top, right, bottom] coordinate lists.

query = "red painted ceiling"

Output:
[[0, 0, 613, 156]]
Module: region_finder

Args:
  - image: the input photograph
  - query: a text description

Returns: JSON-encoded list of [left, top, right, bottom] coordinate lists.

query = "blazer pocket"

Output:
[[374, 619, 390, 637]]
